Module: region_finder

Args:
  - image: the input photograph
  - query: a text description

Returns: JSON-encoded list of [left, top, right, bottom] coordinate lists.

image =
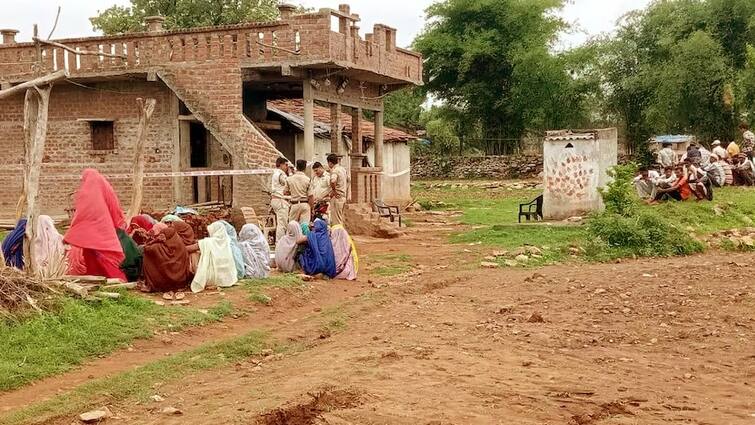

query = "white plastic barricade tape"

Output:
[[32, 169, 276, 180]]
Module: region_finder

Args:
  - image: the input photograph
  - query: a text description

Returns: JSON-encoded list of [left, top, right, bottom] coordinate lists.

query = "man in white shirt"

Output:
[[270, 157, 290, 242], [711, 140, 728, 161], [634, 167, 660, 200], [657, 143, 677, 168]]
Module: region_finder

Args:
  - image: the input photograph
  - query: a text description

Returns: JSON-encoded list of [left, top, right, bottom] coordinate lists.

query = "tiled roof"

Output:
[[267, 99, 417, 143]]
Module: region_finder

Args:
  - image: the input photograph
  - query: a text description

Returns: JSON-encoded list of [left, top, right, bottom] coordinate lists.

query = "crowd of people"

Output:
[[635, 126, 755, 203], [2, 168, 359, 299]]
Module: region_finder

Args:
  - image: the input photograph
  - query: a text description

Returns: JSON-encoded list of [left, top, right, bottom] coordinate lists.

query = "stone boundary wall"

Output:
[[412, 154, 632, 180]]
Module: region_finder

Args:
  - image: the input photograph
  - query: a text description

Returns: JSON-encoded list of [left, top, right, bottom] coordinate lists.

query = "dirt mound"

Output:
[[254, 387, 363, 425]]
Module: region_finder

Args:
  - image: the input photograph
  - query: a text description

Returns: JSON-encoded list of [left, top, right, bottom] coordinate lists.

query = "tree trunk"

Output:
[[23, 85, 52, 276], [126, 98, 157, 222]]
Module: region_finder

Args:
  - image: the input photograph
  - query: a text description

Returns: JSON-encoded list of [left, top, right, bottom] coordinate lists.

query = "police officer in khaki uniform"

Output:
[[287, 159, 312, 225], [327, 154, 348, 226], [270, 157, 290, 242]]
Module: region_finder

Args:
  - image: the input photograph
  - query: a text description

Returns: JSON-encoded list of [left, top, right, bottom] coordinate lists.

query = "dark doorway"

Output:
[[190, 122, 208, 168]]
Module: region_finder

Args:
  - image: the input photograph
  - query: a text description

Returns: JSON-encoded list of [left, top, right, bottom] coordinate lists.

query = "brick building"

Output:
[[0, 4, 422, 218]]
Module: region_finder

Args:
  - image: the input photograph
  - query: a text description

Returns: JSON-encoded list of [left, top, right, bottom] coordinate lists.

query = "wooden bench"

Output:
[[518, 195, 544, 223], [373, 200, 402, 227]]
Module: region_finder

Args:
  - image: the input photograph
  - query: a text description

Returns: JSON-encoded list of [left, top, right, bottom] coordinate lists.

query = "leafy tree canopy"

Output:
[[91, 0, 281, 35]]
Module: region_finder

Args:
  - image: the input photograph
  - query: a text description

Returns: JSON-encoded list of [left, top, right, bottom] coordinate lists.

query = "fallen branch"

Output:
[[0, 69, 68, 100]]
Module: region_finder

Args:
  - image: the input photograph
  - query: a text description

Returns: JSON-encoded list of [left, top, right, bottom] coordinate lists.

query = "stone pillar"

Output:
[[330, 103, 342, 155], [144, 16, 166, 33], [303, 81, 315, 163], [0, 29, 19, 45], [279, 4, 297, 20], [374, 110, 384, 169]]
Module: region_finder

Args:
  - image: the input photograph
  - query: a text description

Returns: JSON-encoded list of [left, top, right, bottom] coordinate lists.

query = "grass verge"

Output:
[[0, 330, 269, 425], [241, 274, 306, 305], [0, 294, 232, 392], [368, 253, 413, 277]]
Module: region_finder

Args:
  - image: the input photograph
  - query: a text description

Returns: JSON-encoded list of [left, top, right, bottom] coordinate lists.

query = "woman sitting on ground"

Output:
[[331, 224, 358, 281], [168, 220, 200, 275], [299, 219, 337, 278], [191, 221, 239, 293], [220, 221, 245, 279], [33, 215, 66, 278], [64, 169, 132, 281], [141, 222, 192, 294], [2, 218, 27, 269], [238, 224, 271, 279], [274, 221, 307, 273]]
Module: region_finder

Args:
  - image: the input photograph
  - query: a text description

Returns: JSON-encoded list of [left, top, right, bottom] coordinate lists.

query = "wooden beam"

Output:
[[33, 37, 127, 59], [254, 120, 283, 130], [0, 69, 68, 100], [23, 85, 52, 276], [126, 98, 157, 222]]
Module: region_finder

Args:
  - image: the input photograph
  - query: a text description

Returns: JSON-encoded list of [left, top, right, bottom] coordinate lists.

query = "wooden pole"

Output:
[[126, 98, 156, 222], [23, 85, 52, 275], [16, 89, 38, 222], [0, 69, 68, 100], [33, 37, 127, 60]]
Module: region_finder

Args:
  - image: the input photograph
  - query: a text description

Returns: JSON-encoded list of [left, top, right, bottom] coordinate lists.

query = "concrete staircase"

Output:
[[345, 204, 403, 239]]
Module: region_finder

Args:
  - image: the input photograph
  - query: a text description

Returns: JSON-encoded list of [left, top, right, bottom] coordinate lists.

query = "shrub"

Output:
[[586, 209, 705, 259], [600, 163, 639, 216]]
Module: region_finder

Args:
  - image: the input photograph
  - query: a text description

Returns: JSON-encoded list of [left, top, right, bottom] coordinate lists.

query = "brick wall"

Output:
[[0, 81, 177, 217]]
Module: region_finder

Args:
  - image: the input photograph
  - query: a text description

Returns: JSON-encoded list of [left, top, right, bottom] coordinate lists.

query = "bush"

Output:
[[586, 210, 705, 259], [600, 163, 639, 216]]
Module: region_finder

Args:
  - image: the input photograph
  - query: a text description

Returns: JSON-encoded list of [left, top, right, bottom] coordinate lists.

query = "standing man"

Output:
[[287, 159, 312, 226], [711, 140, 728, 161], [327, 154, 348, 226], [271, 157, 290, 243], [657, 142, 677, 168], [740, 123, 755, 160], [310, 162, 331, 204]]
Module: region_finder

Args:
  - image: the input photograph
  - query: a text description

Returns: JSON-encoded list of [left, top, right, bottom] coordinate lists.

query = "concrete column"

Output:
[[330, 103, 342, 155], [351, 107, 363, 155], [374, 110, 384, 169], [303, 81, 315, 163]]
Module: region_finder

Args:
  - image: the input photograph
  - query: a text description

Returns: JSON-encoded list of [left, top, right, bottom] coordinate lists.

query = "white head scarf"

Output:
[[239, 224, 271, 279], [191, 221, 238, 293]]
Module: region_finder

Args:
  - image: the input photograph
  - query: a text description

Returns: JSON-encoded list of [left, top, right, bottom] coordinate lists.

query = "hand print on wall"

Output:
[[544, 147, 596, 202]]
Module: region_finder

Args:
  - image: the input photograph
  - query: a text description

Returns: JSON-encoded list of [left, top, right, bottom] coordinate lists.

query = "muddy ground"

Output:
[[5, 212, 755, 424]]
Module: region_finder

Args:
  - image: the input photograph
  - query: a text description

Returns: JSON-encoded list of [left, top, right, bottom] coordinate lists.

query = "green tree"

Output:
[[91, 0, 281, 35], [383, 87, 426, 133], [414, 0, 593, 153]]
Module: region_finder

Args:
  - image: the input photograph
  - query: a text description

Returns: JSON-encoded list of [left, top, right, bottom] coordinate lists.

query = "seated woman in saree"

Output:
[[330, 224, 358, 281], [141, 223, 191, 294], [128, 214, 155, 246], [32, 215, 66, 278], [220, 221, 245, 279], [238, 224, 271, 279], [168, 220, 200, 275], [2, 218, 27, 269], [64, 169, 129, 281], [191, 221, 239, 293], [274, 221, 307, 273], [299, 219, 337, 278]]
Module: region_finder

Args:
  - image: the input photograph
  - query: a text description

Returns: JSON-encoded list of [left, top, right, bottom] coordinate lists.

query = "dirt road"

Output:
[[13, 213, 755, 424]]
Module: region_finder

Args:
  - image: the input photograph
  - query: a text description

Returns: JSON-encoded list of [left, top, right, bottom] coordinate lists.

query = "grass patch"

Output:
[[368, 253, 413, 277], [0, 293, 231, 392], [0, 330, 270, 425], [320, 306, 348, 334], [240, 274, 305, 305], [413, 179, 755, 264]]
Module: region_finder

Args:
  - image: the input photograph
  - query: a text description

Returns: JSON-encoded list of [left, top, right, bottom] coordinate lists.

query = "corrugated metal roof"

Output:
[[545, 130, 596, 142]]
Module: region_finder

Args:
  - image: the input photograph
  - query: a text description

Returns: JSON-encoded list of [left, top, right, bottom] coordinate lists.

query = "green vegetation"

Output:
[[319, 306, 348, 335], [241, 274, 305, 305], [413, 180, 755, 264], [91, 0, 281, 35], [369, 253, 413, 277], [0, 331, 269, 425], [0, 294, 231, 392]]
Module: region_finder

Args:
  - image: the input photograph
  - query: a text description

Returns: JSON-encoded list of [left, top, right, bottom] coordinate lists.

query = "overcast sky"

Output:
[[2, 0, 653, 48]]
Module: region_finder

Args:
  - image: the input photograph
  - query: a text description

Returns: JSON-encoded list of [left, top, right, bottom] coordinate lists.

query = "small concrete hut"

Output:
[[542, 128, 618, 220]]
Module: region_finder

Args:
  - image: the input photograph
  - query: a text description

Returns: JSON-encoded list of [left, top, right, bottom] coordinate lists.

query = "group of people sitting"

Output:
[[2, 169, 359, 298], [635, 135, 755, 203]]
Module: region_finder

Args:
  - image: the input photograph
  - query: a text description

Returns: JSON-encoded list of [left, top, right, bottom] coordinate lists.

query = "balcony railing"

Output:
[[0, 9, 422, 85]]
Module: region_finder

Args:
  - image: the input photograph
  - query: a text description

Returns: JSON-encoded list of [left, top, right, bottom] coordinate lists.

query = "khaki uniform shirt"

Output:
[[330, 165, 348, 199], [287, 172, 311, 202], [271, 168, 288, 199], [310, 171, 331, 202]]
